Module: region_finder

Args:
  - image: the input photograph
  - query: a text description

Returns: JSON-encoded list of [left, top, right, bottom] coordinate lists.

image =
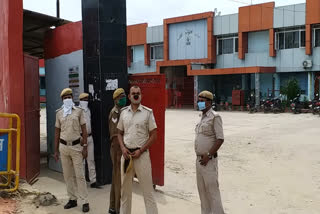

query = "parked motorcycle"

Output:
[[290, 94, 303, 114], [261, 94, 273, 113], [247, 93, 257, 113], [310, 94, 320, 115], [271, 94, 285, 113]]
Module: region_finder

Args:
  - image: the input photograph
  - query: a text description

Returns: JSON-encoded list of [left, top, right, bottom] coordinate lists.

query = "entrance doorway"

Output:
[[162, 66, 194, 108]]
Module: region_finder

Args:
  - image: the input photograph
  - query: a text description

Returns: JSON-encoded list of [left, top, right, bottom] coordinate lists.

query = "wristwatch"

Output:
[[207, 152, 212, 159]]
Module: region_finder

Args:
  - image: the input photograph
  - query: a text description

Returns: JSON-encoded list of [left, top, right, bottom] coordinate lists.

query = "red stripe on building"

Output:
[[44, 21, 83, 60]]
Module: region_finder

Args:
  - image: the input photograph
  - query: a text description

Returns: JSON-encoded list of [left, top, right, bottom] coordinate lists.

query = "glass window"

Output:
[[285, 31, 299, 49], [278, 32, 284, 49], [218, 39, 223, 55], [150, 46, 154, 60], [222, 38, 233, 54], [315, 29, 320, 47], [300, 30, 305, 47], [235, 38, 239, 53], [155, 45, 163, 59], [217, 37, 238, 55], [277, 30, 305, 50], [150, 45, 163, 60], [130, 48, 133, 62]]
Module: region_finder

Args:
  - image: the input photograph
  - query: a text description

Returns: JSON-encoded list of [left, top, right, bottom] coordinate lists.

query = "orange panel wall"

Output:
[[238, 2, 275, 59], [306, 0, 320, 25], [127, 23, 147, 46], [269, 29, 276, 57], [306, 25, 312, 55]]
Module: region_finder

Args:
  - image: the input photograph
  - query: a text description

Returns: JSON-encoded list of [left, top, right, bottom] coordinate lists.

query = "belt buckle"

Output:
[[67, 141, 72, 146]]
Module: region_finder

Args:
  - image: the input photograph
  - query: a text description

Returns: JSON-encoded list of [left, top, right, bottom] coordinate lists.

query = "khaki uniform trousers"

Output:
[[60, 143, 88, 204], [196, 157, 224, 214], [86, 136, 96, 183], [120, 150, 158, 214], [109, 138, 122, 213]]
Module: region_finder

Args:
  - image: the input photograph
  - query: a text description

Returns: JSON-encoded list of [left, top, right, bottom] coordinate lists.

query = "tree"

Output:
[[280, 78, 301, 102]]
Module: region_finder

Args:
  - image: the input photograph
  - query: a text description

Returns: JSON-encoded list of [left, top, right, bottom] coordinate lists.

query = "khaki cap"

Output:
[[79, 93, 89, 100], [113, 88, 125, 100], [198, 90, 213, 100], [60, 88, 73, 98]]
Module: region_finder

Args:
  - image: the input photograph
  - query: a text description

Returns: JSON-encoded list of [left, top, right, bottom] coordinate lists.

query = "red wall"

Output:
[[0, 0, 26, 177], [44, 21, 83, 60]]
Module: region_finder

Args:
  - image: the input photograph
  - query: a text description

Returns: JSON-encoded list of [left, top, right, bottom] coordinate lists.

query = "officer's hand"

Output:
[[54, 152, 59, 162], [199, 154, 210, 166], [131, 149, 141, 159], [121, 147, 131, 160], [82, 147, 88, 159]]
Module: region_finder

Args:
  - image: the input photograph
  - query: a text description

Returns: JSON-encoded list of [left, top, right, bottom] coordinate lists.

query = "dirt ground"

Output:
[[9, 109, 320, 213]]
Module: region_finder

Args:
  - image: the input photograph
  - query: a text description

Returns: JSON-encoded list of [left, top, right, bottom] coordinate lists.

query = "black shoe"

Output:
[[108, 208, 117, 214], [90, 182, 101, 189], [83, 203, 90, 212], [64, 200, 77, 209]]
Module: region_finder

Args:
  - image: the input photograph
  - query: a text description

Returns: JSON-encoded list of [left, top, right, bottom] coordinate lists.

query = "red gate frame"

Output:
[[129, 74, 165, 186]]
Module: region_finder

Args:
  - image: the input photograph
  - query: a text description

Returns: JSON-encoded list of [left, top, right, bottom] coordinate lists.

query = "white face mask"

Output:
[[62, 98, 74, 117], [63, 98, 74, 107], [80, 101, 89, 110]]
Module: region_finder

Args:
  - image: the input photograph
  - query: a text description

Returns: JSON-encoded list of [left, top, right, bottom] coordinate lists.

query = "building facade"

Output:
[[127, 1, 320, 108]]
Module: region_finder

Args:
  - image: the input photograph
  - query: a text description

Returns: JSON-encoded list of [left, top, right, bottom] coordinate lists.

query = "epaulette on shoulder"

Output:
[[56, 107, 63, 113], [77, 106, 85, 110], [120, 106, 129, 112], [212, 110, 220, 117], [142, 105, 152, 112]]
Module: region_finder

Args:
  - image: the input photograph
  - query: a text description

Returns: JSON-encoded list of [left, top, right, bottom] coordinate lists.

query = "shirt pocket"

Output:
[[136, 120, 148, 136], [200, 122, 213, 136], [71, 115, 81, 132]]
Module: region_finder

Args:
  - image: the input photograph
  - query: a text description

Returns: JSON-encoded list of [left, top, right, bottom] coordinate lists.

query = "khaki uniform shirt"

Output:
[[117, 104, 157, 149], [195, 108, 224, 155], [108, 106, 121, 140], [55, 106, 86, 142]]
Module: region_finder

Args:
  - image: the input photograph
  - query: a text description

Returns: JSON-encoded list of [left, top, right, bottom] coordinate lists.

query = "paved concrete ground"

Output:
[[16, 109, 320, 213]]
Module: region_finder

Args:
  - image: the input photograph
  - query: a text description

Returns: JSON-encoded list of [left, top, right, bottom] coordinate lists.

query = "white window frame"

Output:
[[150, 44, 164, 61], [275, 28, 306, 50], [216, 36, 239, 55], [313, 28, 320, 47]]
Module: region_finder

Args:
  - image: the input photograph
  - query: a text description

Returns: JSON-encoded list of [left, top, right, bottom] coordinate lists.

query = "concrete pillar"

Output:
[[255, 73, 260, 107], [274, 73, 280, 96], [241, 74, 247, 90], [194, 76, 198, 110], [308, 72, 314, 100]]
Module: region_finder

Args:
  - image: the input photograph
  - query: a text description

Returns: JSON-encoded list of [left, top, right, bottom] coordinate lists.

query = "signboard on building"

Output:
[[0, 133, 8, 172], [69, 66, 80, 103]]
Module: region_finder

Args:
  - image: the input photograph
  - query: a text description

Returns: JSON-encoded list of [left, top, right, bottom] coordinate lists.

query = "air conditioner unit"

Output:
[[302, 60, 312, 68]]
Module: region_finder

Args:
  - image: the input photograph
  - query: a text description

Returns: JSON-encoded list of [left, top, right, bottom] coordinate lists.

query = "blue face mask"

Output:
[[197, 101, 206, 111]]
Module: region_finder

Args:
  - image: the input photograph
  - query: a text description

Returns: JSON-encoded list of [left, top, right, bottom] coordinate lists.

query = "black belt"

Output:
[[60, 138, 80, 146], [197, 153, 218, 159], [124, 148, 140, 173], [81, 133, 92, 137]]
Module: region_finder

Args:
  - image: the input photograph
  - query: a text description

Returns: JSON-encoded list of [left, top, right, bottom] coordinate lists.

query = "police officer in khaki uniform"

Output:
[[195, 90, 225, 214], [79, 93, 100, 188], [117, 86, 158, 214], [108, 88, 126, 214], [54, 88, 90, 213]]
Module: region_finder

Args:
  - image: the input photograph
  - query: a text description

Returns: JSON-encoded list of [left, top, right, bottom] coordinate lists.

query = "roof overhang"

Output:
[[23, 9, 70, 58], [187, 66, 276, 76]]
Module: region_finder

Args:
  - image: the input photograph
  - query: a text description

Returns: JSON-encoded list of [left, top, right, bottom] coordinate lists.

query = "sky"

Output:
[[23, 0, 306, 26]]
